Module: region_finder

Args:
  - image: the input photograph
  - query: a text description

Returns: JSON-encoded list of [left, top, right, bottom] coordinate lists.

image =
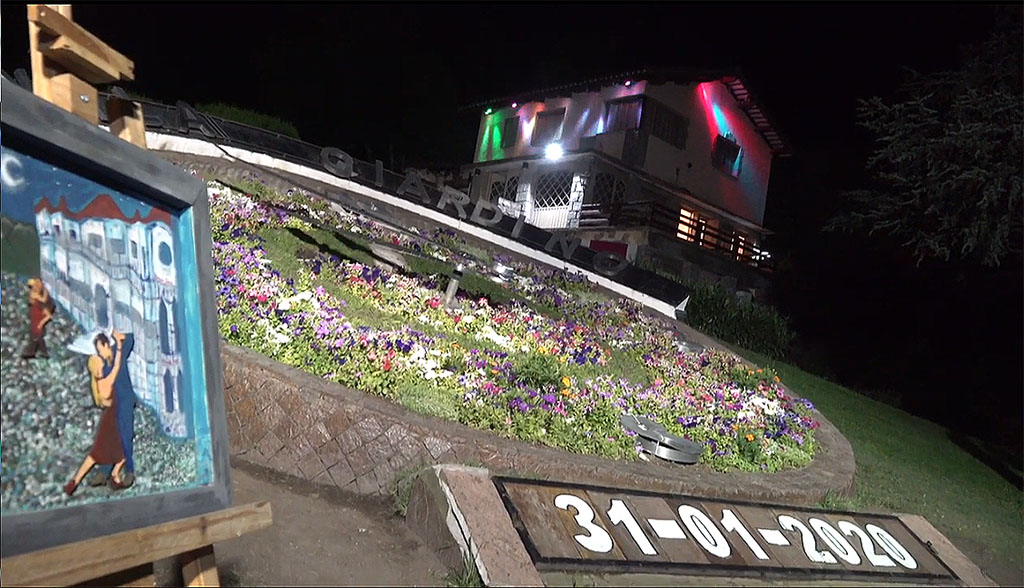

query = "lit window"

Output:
[[677, 208, 697, 242], [531, 109, 565, 147]]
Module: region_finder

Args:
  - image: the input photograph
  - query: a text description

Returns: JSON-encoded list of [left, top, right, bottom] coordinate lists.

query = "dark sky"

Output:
[[1, 3, 1006, 169], [3, 3, 1020, 438]]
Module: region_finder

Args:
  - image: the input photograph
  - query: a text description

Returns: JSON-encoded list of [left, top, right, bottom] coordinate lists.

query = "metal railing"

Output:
[[580, 200, 774, 273]]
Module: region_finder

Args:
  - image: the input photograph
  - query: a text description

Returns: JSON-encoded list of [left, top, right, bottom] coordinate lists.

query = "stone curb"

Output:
[[221, 341, 856, 507], [405, 465, 544, 587]]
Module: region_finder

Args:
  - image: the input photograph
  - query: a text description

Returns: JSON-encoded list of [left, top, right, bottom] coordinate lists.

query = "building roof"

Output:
[[35, 194, 173, 225], [462, 67, 791, 157]]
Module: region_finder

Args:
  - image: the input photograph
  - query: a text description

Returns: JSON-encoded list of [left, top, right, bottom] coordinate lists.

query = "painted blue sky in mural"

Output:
[[0, 144, 160, 224]]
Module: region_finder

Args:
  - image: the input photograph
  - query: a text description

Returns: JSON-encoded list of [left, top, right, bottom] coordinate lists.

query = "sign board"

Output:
[[0, 77, 231, 557], [494, 477, 958, 583]]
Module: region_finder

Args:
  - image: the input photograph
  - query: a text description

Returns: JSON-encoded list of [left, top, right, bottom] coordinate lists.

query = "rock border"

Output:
[[222, 342, 856, 506]]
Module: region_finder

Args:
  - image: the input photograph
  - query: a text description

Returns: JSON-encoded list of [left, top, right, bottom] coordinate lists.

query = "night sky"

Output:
[[2, 3, 1020, 443]]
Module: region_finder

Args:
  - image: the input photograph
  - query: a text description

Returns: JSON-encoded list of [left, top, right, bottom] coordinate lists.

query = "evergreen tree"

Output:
[[827, 15, 1023, 267]]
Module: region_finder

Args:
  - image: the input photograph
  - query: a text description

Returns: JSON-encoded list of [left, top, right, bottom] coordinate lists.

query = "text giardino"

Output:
[[319, 147, 633, 278]]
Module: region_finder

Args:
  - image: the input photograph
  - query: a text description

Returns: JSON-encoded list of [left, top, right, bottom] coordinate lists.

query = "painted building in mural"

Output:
[[34, 195, 187, 437], [463, 68, 789, 295]]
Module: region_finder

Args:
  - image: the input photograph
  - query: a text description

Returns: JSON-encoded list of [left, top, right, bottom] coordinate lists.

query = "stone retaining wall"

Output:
[[222, 343, 856, 506]]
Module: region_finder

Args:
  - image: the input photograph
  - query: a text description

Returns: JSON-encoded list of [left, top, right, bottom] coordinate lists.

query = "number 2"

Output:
[[554, 494, 614, 553], [778, 515, 837, 564]]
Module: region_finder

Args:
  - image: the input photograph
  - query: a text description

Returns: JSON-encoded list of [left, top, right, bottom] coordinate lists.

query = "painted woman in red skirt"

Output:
[[64, 330, 128, 496]]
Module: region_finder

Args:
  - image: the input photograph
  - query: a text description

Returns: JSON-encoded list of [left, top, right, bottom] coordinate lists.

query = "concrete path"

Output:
[[213, 460, 446, 587]]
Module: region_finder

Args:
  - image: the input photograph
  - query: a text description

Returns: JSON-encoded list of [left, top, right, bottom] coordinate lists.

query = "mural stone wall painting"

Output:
[[0, 141, 214, 515]]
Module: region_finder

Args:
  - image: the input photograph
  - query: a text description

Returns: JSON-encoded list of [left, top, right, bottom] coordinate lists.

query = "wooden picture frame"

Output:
[[0, 77, 232, 557]]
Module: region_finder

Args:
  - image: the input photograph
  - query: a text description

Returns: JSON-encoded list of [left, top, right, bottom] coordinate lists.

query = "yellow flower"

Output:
[[538, 347, 548, 354], [561, 376, 572, 388], [560, 388, 572, 397], [774, 375, 781, 382], [745, 433, 755, 442]]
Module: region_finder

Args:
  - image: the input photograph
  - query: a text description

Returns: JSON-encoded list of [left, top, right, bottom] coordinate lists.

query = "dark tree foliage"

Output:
[[828, 17, 1023, 267]]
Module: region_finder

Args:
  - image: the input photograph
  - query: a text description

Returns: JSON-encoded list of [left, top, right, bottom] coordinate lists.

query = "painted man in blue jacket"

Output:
[[89, 331, 139, 489]]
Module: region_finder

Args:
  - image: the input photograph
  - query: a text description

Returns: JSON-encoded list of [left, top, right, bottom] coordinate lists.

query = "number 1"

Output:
[[721, 509, 770, 560], [607, 499, 658, 556]]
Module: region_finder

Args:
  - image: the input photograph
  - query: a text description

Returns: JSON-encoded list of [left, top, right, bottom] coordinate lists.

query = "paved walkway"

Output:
[[214, 460, 445, 587]]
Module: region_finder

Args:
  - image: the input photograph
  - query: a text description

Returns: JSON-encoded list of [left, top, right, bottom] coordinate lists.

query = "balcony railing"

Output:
[[580, 200, 774, 273]]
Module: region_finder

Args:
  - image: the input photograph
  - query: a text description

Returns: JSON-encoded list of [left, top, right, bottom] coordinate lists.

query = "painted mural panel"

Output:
[[0, 141, 213, 514]]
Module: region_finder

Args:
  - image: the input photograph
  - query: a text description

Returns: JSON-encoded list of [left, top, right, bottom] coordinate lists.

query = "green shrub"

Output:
[[512, 352, 564, 390], [633, 255, 794, 359], [196, 102, 301, 139], [685, 280, 794, 359]]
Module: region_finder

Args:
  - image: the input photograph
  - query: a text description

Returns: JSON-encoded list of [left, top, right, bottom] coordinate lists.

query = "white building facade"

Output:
[[463, 69, 789, 292], [35, 195, 187, 437]]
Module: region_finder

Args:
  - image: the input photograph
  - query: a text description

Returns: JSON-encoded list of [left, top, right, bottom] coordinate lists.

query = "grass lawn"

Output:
[[733, 346, 1023, 585]]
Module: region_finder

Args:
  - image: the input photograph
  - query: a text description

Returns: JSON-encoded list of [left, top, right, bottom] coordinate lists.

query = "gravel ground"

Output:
[[1, 271, 199, 514]]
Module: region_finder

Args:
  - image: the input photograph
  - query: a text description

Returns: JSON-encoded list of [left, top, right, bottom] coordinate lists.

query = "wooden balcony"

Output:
[[580, 200, 774, 273]]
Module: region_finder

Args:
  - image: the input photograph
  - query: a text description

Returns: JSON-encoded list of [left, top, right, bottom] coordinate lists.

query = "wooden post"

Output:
[[26, 4, 146, 148], [179, 546, 220, 588]]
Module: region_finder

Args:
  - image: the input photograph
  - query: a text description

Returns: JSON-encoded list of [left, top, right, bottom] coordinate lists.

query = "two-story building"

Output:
[[462, 68, 790, 297]]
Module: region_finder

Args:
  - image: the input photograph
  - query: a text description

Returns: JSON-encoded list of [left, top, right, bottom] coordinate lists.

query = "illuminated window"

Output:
[[531, 109, 565, 147], [501, 116, 519, 149], [677, 208, 697, 242], [712, 134, 742, 177], [605, 97, 643, 133]]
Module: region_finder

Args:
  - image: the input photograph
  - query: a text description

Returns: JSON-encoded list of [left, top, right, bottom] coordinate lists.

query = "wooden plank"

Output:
[[501, 483, 583, 561], [583, 490, 656, 563], [768, 508, 841, 572], [539, 486, 626, 562], [53, 4, 72, 18], [180, 545, 220, 587], [107, 97, 148, 148], [809, 512, 887, 573], [27, 4, 134, 80], [70, 563, 155, 587], [27, 7, 53, 101], [628, 495, 712, 566], [699, 501, 782, 569], [852, 515, 952, 577], [898, 513, 997, 586], [736, 506, 809, 571], [40, 34, 122, 84], [0, 501, 272, 588], [47, 72, 98, 125]]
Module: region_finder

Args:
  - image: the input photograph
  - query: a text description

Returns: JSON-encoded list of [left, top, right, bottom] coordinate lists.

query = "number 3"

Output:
[[554, 494, 614, 553]]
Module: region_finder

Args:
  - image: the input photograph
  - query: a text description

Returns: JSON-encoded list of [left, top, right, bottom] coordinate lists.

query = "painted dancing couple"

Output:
[[64, 329, 139, 496]]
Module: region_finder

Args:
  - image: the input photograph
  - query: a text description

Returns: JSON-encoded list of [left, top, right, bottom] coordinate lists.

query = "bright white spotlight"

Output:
[[544, 143, 564, 160]]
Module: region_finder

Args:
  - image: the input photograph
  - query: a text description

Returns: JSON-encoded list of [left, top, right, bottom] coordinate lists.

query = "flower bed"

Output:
[[210, 181, 819, 472]]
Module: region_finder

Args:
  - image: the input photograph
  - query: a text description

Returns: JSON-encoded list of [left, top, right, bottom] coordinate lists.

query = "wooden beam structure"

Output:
[[0, 501, 273, 587], [26, 4, 146, 147]]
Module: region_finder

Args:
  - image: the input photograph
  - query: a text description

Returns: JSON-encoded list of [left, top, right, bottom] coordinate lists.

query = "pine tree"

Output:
[[827, 15, 1023, 267]]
